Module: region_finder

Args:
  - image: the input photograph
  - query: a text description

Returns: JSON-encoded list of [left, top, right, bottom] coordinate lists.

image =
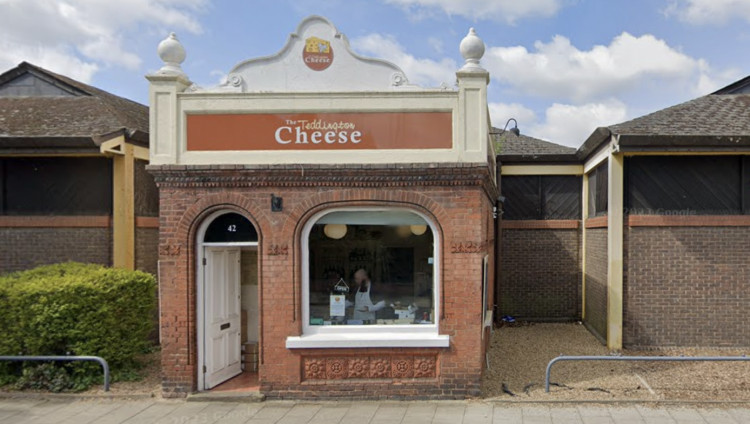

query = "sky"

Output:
[[2, 0, 750, 148]]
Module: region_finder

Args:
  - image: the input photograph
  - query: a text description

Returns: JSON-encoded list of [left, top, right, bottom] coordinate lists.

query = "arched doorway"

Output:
[[196, 211, 259, 391]]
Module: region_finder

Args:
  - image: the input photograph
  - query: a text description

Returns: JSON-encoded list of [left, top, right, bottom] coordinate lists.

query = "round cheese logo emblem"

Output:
[[303, 36, 333, 71]]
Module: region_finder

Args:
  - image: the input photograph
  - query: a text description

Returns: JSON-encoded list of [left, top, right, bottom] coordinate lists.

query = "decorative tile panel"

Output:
[[413, 356, 437, 378], [391, 357, 414, 378], [347, 358, 369, 378], [326, 357, 348, 379], [368, 357, 391, 378], [159, 244, 181, 256], [303, 357, 326, 380], [268, 244, 288, 256], [301, 355, 437, 380], [450, 241, 485, 254]]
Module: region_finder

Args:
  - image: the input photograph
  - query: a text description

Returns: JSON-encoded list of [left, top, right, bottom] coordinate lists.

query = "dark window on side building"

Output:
[[0, 157, 112, 215], [502, 175, 581, 220], [587, 163, 608, 217], [626, 156, 748, 215]]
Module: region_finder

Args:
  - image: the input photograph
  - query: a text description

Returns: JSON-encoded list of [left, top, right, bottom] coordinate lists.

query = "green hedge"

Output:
[[0, 262, 157, 391]]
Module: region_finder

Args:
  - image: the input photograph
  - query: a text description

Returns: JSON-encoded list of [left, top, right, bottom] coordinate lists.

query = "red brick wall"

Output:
[[0, 225, 111, 273], [151, 164, 497, 399], [499, 224, 581, 320], [624, 225, 750, 347], [584, 227, 608, 342], [0, 216, 160, 275], [136, 226, 159, 275]]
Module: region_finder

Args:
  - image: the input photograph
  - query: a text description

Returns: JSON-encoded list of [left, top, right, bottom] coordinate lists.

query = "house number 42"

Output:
[[227, 225, 237, 232]]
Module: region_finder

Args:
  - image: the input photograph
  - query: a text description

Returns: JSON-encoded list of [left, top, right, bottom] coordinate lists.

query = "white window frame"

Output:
[[286, 207, 449, 348]]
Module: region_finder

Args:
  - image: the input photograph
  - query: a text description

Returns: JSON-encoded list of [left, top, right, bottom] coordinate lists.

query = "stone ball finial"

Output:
[[157, 32, 186, 75], [459, 28, 485, 71]]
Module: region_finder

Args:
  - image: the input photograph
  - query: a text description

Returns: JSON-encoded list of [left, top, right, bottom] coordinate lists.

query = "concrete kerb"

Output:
[[1, 390, 749, 409], [0, 391, 158, 401], [483, 397, 750, 408]]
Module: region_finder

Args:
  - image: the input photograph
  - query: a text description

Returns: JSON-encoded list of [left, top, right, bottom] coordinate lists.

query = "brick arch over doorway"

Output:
[[158, 192, 265, 396]]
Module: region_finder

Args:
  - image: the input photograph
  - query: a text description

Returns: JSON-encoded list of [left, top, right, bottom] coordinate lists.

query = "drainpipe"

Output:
[[493, 160, 503, 326]]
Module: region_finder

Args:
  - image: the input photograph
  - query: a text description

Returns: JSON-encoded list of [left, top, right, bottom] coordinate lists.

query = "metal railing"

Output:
[[0, 355, 110, 391], [545, 355, 749, 392]]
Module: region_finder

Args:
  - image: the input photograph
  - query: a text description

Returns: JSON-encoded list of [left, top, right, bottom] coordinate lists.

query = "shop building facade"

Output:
[[149, 17, 497, 399]]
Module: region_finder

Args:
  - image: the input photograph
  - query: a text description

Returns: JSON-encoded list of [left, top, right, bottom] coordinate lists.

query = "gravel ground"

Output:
[[482, 322, 750, 401], [84, 350, 161, 397]]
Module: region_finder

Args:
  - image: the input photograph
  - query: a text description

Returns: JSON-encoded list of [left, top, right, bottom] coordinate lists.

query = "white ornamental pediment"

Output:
[[198, 15, 420, 93]]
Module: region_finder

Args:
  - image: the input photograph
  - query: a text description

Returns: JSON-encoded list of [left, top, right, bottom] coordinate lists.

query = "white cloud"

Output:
[[351, 33, 457, 87], [691, 59, 742, 94], [484, 32, 717, 103], [489, 100, 627, 148], [0, 0, 206, 82], [385, 0, 563, 24], [483, 31, 743, 147], [532, 101, 628, 148], [488, 102, 537, 131], [665, 0, 750, 25], [0, 41, 99, 83]]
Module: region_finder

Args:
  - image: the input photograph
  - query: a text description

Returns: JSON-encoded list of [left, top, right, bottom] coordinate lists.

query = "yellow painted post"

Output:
[[607, 153, 624, 350], [112, 141, 135, 269]]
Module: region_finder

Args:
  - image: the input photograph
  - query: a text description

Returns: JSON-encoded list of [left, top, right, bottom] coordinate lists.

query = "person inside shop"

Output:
[[350, 268, 385, 322]]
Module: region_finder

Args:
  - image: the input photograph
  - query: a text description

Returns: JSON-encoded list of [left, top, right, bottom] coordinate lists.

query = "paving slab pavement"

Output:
[[0, 397, 748, 424]]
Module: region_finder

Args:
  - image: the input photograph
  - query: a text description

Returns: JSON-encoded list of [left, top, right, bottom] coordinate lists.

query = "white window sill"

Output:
[[286, 333, 450, 349]]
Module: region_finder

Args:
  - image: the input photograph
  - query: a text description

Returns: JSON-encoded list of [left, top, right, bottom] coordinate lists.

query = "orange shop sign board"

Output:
[[186, 112, 452, 151]]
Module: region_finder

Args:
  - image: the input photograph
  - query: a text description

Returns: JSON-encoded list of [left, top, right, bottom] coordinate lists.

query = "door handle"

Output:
[[220, 322, 230, 330]]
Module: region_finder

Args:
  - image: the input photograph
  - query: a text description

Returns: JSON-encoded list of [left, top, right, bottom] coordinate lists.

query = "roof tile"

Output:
[[0, 62, 148, 143], [493, 128, 575, 157], [609, 94, 750, 137]]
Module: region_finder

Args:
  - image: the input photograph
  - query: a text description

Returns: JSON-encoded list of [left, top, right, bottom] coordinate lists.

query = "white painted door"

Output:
[[204, 247, 242, 389]]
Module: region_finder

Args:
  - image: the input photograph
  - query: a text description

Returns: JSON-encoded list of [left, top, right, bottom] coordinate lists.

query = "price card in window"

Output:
[[330, 294, 346, 317]]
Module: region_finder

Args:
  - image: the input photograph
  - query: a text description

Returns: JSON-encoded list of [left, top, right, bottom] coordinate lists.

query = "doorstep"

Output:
[[186, 390, 265, 403]]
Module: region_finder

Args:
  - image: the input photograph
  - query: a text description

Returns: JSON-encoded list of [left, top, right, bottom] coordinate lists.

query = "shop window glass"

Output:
[[306, 210, 435, 328]]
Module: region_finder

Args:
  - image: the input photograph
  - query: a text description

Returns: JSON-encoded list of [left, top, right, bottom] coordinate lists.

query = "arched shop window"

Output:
[[204, 212, 257, 243], [303, 209, 438, 335]]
